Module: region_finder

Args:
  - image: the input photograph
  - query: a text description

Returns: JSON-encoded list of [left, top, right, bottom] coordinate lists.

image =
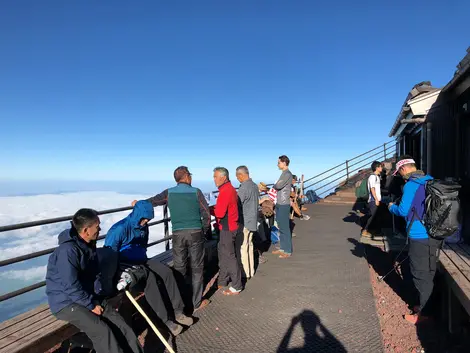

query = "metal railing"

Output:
[[0, 185, 274, 303], [303, 140, 396, 197], [0, 137, 398, 305]]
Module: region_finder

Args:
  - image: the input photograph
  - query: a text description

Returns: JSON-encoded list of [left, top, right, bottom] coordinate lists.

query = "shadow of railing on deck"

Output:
[[276, 310, 346, 353]]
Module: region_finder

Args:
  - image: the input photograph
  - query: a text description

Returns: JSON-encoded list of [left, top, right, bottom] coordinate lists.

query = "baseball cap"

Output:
[[392, 158, 416, 176]]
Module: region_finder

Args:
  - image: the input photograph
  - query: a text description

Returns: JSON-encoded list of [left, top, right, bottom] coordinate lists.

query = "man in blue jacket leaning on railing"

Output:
[[388, 156, 441, 325], [104, 200, 194, 336]]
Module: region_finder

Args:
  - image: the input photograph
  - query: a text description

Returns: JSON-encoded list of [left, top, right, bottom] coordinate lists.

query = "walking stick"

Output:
[[203, 271, 219, 297], [125, 290, 176, 353]]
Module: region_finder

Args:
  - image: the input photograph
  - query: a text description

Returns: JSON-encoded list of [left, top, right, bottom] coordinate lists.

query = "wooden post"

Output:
[[163, 204, 170, 251]]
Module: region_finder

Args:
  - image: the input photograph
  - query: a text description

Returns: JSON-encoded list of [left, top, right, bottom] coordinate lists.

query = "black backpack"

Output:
[[423, 179, 461, 239]]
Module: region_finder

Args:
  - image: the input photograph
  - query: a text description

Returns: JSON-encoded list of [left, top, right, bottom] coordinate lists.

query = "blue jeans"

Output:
[[276, 204, 292, 255]]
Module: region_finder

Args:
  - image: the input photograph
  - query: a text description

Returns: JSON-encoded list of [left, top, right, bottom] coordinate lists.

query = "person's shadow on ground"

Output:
[[276, 310, 346, 353]]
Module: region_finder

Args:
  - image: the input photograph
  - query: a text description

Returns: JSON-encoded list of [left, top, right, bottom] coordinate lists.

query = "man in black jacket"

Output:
[[46, 208, 143, 353]]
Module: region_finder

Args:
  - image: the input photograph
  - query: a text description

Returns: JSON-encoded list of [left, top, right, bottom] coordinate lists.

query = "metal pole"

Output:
[[346, 160, 349, 181], [383, 143, 387, 160], [163, 205, 170, 251]]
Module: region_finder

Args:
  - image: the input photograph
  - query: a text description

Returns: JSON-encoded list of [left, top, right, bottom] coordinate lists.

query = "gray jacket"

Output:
[[273, 169, 293, 205], [237, 178, 260, 232]]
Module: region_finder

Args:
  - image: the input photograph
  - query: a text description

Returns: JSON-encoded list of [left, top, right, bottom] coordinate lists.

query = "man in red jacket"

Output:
[[213, 167, 243, 295]]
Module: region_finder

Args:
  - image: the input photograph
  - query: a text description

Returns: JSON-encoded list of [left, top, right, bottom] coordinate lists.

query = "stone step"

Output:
[[321, 198, 356, 205]]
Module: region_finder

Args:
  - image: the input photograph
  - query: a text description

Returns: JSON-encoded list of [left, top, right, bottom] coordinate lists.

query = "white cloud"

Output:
[[0, 191, 168, 262], [0, 265, 47, 281]]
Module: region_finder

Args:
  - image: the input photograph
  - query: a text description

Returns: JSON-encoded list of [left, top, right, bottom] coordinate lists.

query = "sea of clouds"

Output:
[[0, 191, 177, 321]]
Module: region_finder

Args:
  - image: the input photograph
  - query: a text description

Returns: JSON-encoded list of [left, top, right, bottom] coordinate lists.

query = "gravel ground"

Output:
[[366, 244, 470, 353]]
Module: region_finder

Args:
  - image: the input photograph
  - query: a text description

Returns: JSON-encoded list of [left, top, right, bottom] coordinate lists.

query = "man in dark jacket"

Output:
[[213, 166, 243, 295], [104, 200, 193, 336], [236, 165, 259, 279], [46, 209, 143, 353], [133, 166, 211, 312]]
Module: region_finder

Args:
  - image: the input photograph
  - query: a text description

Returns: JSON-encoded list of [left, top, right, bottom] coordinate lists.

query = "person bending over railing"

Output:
[[45, 209, 143, 353], [104, 200, 194, 337], [136, 166, 211, 313]]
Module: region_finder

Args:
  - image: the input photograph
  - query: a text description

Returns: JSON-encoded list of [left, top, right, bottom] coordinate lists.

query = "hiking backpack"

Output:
[[410, 178, 461, 240], [355, 177, 369, 200]]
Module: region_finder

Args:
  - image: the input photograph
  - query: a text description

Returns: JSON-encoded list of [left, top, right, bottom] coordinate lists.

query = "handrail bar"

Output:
[[0, 230, 173, 303], [303, 140, 395, 184], [0, 218, 170, 268], [303, 145, 395, 191]]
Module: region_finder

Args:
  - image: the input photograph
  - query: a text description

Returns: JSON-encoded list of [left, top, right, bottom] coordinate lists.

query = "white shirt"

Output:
[[367, 174, 381, 203]]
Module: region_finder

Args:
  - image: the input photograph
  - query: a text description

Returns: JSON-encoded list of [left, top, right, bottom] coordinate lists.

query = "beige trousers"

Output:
[[241, 227, 255, 278]]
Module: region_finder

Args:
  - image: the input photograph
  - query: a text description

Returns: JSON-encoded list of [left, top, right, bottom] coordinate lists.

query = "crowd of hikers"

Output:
[[45, 155, 309, 353], [358, 155, 461, 325]]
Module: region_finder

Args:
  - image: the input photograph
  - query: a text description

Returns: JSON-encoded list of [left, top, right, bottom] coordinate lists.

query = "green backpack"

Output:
[[355, 177, 369, 200]]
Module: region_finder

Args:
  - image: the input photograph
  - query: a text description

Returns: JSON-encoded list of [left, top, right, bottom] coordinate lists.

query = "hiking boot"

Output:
[[175, 313, 194, 326], [166, 321, 183, 336]]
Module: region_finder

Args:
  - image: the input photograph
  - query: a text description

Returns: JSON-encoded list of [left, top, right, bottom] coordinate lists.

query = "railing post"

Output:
[[163, 204, 170, 251], [383, 143, 387, 160], [346, 160, 349, 181]]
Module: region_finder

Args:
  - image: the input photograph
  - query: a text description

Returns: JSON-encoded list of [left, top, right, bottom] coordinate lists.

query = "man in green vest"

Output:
[[132, 166, 211, 312]]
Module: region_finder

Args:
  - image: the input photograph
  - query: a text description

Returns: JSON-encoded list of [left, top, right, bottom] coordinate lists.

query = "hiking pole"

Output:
[[125, 290, 176, 353], [377, 255, 409, 282], [203, 270, 219, 297]]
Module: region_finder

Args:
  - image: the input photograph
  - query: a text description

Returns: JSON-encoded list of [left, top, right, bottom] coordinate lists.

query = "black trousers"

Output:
[[364, 201, 379, 231], [172, 229, 205, 308], [218, 229, 242, 290], [144, 258, 185, 323], [409, 238, 442, 314], [55, 302, 143, 353]]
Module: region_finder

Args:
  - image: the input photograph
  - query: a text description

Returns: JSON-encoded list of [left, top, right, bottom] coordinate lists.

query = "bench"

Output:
[[0, 240, 218, 353], [438, 242, 470, 332]]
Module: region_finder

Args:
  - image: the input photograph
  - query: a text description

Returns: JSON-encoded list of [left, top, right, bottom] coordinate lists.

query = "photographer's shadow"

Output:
[[277, 310, 346, 353]]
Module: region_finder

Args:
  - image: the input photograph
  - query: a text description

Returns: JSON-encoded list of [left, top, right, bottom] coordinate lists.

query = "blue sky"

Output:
[[0, 1, 469, 184]]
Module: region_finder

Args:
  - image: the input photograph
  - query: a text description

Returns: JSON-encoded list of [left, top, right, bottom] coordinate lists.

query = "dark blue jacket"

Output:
[[46, 226, 99, 314], [389, 174, 433, 239], [104, 200, 154, 263]]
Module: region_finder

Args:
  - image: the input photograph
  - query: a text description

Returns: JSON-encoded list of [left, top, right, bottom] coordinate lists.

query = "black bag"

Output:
[[424, 179, 461, 239]]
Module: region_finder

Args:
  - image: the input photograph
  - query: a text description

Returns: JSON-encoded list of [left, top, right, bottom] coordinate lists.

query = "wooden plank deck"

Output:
[[438, 243, 470, 315]]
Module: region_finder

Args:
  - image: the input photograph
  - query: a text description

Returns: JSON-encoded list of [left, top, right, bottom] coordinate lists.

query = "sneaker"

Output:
[[166, 321, 183, 336], [222, 287, 242, 296], [292, 232, 297, 237], [404, 313, 431, 325], [175, 313, 194, 326], [258, 255, 268, 264]]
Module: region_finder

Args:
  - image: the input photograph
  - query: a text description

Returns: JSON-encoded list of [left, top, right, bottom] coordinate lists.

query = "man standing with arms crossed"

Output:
[[134, 166, 211, 312], [272, 155, 294, 258], [236, 165, 259, 280]]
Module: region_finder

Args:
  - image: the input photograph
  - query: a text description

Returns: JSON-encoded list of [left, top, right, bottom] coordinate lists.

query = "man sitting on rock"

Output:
[[104, 200, 193, 336]]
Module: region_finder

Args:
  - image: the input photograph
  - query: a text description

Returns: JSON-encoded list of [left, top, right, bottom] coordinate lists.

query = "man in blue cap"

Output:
[[105, 200, 193, 336]]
